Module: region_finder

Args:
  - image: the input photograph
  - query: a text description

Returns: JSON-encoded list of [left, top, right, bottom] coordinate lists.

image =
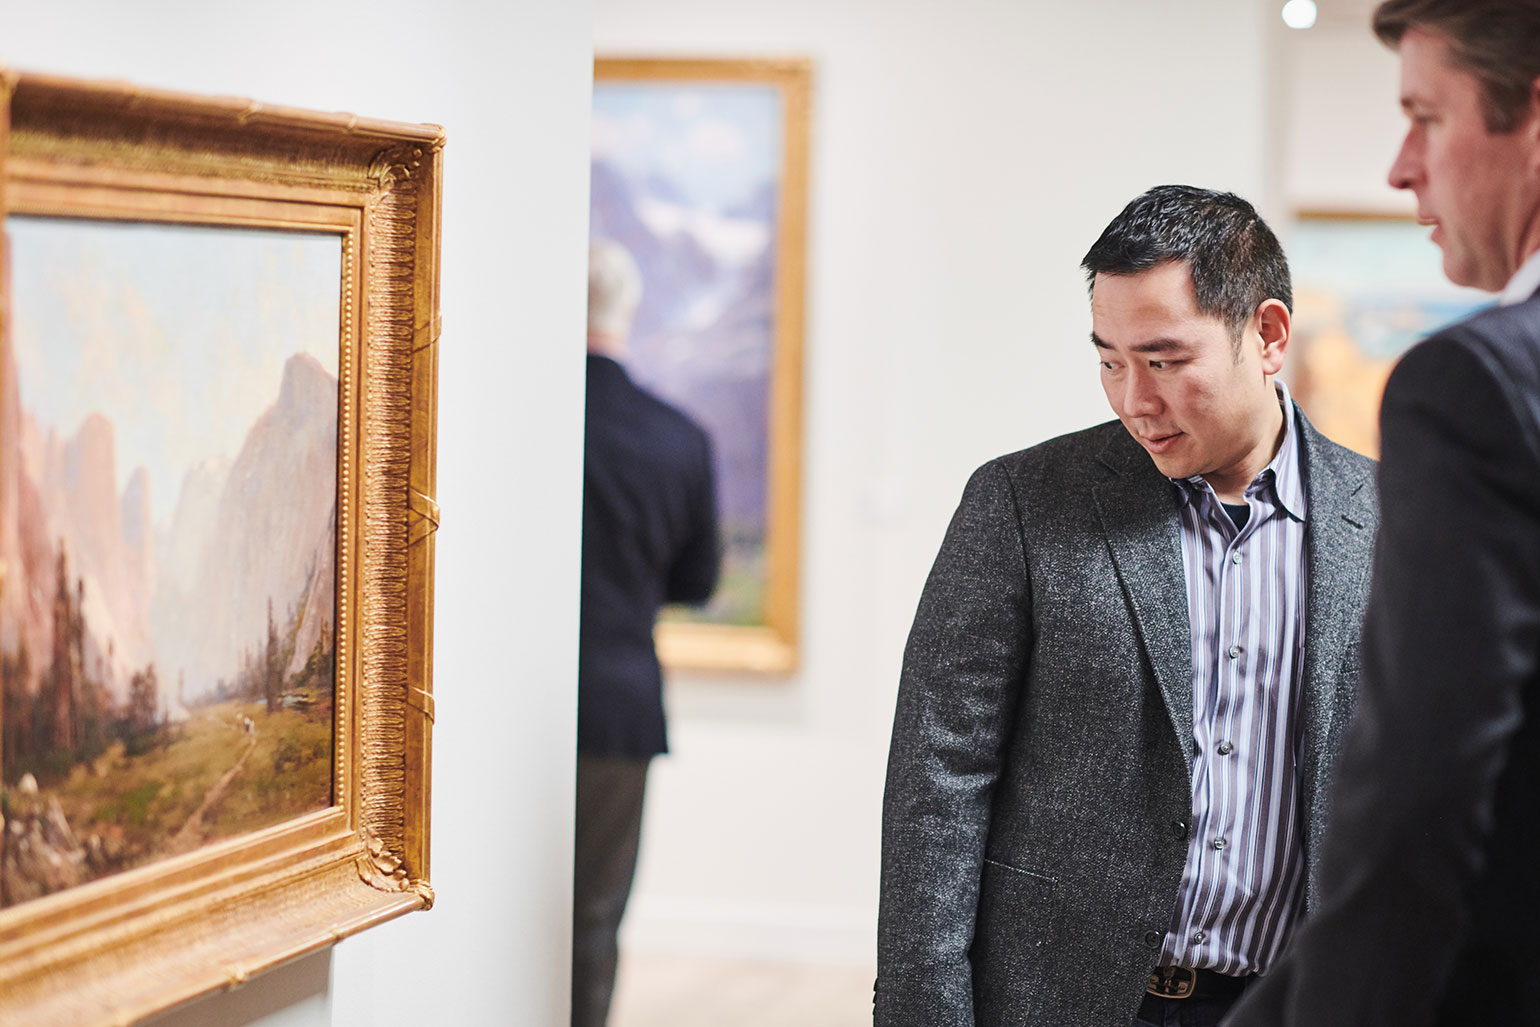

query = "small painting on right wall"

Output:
[[1287, 214, 1490, 458]]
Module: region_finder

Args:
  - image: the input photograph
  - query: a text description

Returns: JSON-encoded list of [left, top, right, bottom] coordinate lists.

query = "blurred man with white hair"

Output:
[[573, 239, 719, 1027]]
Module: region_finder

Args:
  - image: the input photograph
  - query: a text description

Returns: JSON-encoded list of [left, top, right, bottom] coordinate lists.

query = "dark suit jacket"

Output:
[[1226, 294, 1540, 1027], [877, 407, 1379, 1027], [578, 354, 718, 759]]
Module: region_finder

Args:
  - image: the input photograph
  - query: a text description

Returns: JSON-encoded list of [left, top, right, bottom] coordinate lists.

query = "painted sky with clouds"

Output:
[[592, 83, 780, 212], [8, 217, 340, 526]]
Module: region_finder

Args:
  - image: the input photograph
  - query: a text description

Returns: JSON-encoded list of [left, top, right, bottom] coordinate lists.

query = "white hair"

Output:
[[588, 239, 643, 345]]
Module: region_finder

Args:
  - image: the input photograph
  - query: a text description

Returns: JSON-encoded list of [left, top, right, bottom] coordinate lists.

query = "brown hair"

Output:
[[1374, 0, 1540, 132]]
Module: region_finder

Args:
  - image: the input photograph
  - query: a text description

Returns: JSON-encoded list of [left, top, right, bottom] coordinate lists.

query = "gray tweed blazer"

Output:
[[876, 407, 1378, 1027]]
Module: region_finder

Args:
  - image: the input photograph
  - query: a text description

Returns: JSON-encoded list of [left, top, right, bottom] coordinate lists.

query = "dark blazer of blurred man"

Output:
[[573, 240, 718, 1027], [877, 186, 1379, 1027], [1226, 3, 1540, 1026]]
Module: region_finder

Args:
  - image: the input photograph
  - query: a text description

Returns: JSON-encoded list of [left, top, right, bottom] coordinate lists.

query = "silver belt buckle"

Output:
[[1146, 966, 1197, 999]]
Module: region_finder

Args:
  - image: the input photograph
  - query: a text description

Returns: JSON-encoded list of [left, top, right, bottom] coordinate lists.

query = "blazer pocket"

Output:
[[974, 855, 1060, 1007], [981, 856, 1057, 885]]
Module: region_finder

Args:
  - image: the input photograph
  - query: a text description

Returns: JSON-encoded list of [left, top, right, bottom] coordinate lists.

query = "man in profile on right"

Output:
[[1225, 2, 1540, 1025]]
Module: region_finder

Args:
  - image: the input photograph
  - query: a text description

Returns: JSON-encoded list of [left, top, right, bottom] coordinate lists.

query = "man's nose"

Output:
[[1387, 132, 1418, 191], [1121, 370, 1162, 417]]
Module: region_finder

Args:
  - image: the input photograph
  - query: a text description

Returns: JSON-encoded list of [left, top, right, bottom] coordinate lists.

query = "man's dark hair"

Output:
[[1080, 184, 1291, 345], [1374, 0, 1540, 133]]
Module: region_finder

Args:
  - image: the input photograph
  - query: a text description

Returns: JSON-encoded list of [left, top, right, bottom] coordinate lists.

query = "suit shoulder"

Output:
[[1386, 301, 1540, 463], [1447, 292, 1540, 343], [1310, 429, 1377, 477], [1410, 296, 1540, 392], [949, 421, 1129, 519], [988, 420, 1128, 478], [593, 371, 711, 450], [636, 386, 711, 447]]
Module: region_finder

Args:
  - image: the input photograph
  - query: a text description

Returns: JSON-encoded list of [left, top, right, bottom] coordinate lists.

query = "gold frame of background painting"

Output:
[[0, 71, 440, 1025], [593, 57, 809, 676]]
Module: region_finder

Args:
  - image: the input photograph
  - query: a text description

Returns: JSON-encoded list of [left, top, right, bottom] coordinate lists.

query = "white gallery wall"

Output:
[[594, 0, 1279, 967], [1, 1, 593, 1025], [1281, 17, 1409, 213]]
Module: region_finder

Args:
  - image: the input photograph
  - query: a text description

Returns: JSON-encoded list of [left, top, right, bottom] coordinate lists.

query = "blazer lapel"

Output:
[[1092, 432, 1194, 766], [1296, 410, 1376, 783]]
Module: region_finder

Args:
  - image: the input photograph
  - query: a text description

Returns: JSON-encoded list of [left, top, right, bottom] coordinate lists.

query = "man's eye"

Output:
[[1149, 360, 1166, 369]]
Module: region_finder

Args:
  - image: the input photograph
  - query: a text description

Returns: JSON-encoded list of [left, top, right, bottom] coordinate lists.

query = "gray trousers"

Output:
[[572, 754, 649, 1027]]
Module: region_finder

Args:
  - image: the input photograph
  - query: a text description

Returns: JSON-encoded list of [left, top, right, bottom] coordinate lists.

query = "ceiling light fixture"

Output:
[[1282, 0, 1318, 29]]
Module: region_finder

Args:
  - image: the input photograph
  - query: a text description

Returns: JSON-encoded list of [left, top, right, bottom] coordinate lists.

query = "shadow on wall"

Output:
[[144, 949, 331, 1026]]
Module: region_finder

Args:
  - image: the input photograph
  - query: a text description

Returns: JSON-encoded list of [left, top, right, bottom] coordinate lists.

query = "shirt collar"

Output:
[[1500, 247, 1540, 307], [1268, 379, 1307, 522], [1169, 380, 1307, 523]]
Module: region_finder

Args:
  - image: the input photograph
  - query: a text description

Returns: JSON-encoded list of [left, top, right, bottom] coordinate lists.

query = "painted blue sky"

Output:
[[1290, 219, 1490, 302], [7, 217, 341, 526], [1290, 219, 1492, 358], [592, 82, 780, 211]]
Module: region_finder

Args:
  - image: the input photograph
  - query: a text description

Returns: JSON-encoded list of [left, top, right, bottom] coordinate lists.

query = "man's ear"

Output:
[[1255, 298, 1291, 375]]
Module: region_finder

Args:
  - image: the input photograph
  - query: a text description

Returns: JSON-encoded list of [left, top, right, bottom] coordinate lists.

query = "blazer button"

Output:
[[1144, 930, 1162, 948], [1170, 820, 1187, 838]]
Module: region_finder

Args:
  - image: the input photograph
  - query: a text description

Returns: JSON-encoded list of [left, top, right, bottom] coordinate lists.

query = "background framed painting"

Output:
[[0, 71, 440, 1024], [1286, 211, 1489, 457], [590, 57, 810, 675]]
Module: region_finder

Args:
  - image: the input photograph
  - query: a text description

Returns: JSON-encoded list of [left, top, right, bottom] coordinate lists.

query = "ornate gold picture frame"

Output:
[[591, 57, 809, 675], [0, 71, 440, 1025]]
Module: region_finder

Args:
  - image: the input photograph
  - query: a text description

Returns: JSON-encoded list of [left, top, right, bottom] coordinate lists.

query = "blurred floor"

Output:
[[609, 951, 876, 1027]]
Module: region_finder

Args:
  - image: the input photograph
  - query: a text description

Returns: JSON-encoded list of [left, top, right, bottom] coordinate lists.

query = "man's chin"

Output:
[[1441, 251, 1474, 289], [1441, 246, 1504, 293], [1145, 451, 1194, 480]]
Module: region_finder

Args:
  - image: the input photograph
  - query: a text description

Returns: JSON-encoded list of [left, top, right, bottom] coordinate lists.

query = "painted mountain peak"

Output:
[[2, 349, 337, 705], [153, 351, 338, 705]]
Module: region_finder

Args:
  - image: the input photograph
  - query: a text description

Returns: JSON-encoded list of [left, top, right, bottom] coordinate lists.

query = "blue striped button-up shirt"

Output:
[[1157, 382, 1308, 977]]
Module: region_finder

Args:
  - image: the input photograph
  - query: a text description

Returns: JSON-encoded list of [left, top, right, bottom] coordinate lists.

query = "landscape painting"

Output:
[[1287, 215, 1490, 457], [0, 216, 341, 908], [590, 73, 785, 630]]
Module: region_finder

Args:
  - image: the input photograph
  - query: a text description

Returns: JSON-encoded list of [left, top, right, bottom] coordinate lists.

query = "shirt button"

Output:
[[1213, 837, 1228, 851], [1231, 552, 1242, 565], [1228, 645, 1241, 659], [1193, 930, 1208, 945], [1217, 741, 1235, 756], [1144, 930, 1163, 948]]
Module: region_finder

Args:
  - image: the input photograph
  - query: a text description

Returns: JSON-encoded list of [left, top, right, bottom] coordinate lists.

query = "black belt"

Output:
[[1146, 966, 1251, 1000]]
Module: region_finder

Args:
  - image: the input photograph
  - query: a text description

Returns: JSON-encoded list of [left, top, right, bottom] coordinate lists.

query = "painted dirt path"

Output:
[[164, 732, 259, 856]]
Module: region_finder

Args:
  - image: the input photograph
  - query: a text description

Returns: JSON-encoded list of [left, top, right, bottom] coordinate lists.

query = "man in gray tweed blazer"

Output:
[[877, 186, 1379, 1027]]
